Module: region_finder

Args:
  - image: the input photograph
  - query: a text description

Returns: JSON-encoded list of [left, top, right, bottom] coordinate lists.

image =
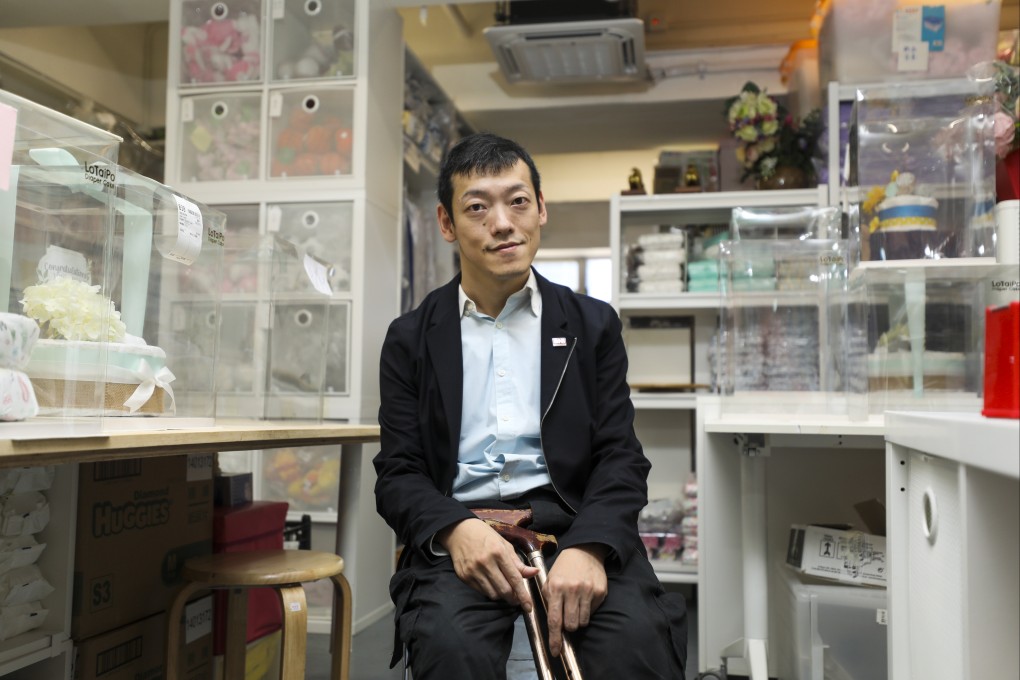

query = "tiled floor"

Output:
[[308, 590, 699, 680]]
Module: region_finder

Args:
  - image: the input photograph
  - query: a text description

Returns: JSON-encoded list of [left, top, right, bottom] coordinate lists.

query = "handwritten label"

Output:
[[169, 195, 204, 265], [303, 253, 334, 296], [0, 102, 16, 192]]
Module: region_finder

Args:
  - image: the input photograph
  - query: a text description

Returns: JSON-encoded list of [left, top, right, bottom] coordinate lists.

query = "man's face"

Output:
[[438, 159, 546, 289]]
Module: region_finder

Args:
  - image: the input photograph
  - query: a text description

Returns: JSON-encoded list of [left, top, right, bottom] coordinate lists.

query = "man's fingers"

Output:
[[545, 595, 564, 657]]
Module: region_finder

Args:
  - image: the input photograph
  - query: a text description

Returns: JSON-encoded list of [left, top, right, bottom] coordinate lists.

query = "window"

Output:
[[533, 248, 611, 302]]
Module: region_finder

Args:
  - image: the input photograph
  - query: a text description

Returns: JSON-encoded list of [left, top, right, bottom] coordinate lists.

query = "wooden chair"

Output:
[[165, 549, 352, 680]]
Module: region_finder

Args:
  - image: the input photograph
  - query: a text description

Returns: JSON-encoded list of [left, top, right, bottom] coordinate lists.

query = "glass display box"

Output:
[[263, 236, 348, 420], [849, 78, 998, 263], [1, 90, 121, 434], [717, 238, 856, 416], [178, 0, 264, 85], [730, 206, 842, 242], [270, 0, 356, 81], [847, 259, 1020, 415], [267, 87, 355, 178], [178, 92, 262, 182]]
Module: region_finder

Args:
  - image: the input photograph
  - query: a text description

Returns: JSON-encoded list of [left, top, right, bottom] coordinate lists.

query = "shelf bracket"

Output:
[[733, 432, 770, 458]]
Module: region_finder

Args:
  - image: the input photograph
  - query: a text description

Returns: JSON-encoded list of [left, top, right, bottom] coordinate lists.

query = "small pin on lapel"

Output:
[[552, 337, 567, 347]]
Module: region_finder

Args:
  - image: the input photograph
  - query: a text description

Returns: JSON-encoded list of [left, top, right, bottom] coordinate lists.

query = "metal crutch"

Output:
[[481, 519, 585, 680]]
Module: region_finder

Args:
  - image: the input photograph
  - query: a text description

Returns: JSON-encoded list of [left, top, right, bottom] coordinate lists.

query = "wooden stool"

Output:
[[165, 549, 352, 680]]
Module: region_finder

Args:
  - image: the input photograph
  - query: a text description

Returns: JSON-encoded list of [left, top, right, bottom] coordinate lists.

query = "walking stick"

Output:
[[472, 510, 585, 680]]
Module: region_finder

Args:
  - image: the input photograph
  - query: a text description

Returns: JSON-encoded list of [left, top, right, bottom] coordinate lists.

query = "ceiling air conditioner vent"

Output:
[[484, 18, 646, 84]]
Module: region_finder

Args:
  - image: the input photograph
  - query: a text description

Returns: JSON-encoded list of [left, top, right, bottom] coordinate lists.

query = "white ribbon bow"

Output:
[[124, 360, 177, 415]]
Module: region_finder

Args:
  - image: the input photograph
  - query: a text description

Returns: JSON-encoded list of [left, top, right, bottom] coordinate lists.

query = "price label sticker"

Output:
[[892, 7, 922, 54], [897, 40, 930, 72], [180, 98, 194, 123], [303, 253, 334, 296], [170, 195, 204, 265], [269, 92, 283, 118], [272, 0, 285, 19], [267, 205, 282, 232]]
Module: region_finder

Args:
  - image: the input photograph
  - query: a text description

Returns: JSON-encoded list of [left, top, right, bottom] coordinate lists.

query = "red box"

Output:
[[212, 501, 289, 654], [983, 301, 1020, 419]]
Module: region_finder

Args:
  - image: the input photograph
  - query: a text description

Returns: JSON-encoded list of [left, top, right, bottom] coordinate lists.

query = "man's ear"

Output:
[[537, 191, 548, 227], [437, 204, 457, 244]]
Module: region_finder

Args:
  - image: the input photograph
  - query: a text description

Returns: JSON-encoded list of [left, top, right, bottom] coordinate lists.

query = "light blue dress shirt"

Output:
[[452, 270, 551, 502]]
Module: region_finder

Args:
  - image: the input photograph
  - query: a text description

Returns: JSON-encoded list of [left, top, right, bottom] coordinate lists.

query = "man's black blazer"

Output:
[[374, 269, 651, 569]]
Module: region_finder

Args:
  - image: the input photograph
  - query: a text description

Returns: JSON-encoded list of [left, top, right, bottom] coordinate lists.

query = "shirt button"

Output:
[[495, 322, 504, 329], [497, 369, 506, 377], [501, 473, 511, 482]]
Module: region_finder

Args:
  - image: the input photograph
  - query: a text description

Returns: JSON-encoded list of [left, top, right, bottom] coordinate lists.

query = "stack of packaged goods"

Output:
[[626, 232, 687, 294], [679, 476, 699, 567], [687, 231, 728, 293], [0, 466, 55, 640], [637, 498, 684, 563], [0, 314, 40, 422]]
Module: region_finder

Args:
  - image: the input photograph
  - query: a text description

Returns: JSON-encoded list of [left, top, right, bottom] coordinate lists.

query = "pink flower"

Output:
[[993, 110, 1016, 159]]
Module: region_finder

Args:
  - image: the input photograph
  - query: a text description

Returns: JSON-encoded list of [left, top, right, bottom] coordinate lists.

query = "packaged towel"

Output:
[[0, 601, 49, 641], [0, 467, 55, 495], [0, 314, 40, 370], [0, 368, 39, 421], [0, 564, 55, 606], [0, 492, 50, 537], [0, 535, 46, 575]]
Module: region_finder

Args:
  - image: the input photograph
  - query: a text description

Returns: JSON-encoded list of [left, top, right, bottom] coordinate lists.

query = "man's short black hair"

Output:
[[437, 132, 542, 220]]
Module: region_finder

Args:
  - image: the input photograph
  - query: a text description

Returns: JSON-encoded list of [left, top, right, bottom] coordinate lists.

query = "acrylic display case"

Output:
[[717, 238, 855, 416], [266, 201, 352, 293], [180, 203, 261, 295], [178, 0, 264, 85], [818, 0, 1001, 86], [850, 78, 998, 262], [847, 259, 1020, 416], [178, 92, 262, 182], [730, 206, 841, 242], [1, 95, 122, 434], [263, 236, 349, 419], [267, 87, 355, 178], [270, 0, 356, 82]]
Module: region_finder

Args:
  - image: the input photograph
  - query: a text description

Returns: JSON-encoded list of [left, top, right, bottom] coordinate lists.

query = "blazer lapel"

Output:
[[538, 275, 576, 418], [425, 280, 463, 453]]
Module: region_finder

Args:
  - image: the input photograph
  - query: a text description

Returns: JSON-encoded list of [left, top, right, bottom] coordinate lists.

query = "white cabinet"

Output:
[[885, 412, 1020, 679], [0, 465, 76, 679], [609, 188, 831, 588]]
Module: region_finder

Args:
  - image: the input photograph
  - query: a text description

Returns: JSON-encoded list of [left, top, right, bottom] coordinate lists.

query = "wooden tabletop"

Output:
[[0, 420, 380, 467]]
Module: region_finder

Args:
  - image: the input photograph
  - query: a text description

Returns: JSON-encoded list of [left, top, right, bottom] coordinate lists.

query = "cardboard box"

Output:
[[73, 454, 214, 640], [212, 629, 282, 680], [786, 524, 887, 587], [74, 596, 213, 680]]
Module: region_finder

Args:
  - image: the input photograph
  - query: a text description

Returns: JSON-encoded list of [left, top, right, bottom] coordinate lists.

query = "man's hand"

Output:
[[437, 518, 539, 612], [542, 544, 608, 657]]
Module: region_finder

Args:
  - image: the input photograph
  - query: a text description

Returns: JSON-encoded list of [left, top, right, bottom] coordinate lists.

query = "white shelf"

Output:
[[705, 412, 886, 436], [618, 293, 720, 311], [651, 562, 698, 584], [616, 186, 827, 217], [850, 257, 1010, 284], [885, 411, 1020, 479], [630, 393, 700, 410]]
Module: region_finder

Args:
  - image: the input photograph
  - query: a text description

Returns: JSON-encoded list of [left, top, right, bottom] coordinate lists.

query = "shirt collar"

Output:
[[459, 269, 542, 318]]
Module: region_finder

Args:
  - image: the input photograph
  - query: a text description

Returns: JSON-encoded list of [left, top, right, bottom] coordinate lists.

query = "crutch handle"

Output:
[[480, 519, 558, 556]]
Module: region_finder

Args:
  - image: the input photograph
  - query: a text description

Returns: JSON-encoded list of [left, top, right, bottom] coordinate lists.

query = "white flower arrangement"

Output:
[[20, 277, 127, 342]]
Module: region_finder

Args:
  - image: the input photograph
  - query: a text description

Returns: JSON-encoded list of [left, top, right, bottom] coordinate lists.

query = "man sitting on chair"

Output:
[[374, 132, 688, 679]]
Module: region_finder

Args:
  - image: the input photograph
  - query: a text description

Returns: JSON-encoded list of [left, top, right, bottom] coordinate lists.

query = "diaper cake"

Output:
[[865, 171, 955, 260], [867, 320, 967, 393], [20, 276, 175, 416], [0, 313, 41, 422]]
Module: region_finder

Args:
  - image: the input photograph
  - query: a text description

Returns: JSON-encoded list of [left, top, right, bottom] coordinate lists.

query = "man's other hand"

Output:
[[543, 544, 608, 657], [438, 518, 539, 612]]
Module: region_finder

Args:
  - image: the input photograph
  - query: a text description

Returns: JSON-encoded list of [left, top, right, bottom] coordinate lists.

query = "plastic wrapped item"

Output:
[[270, 0, 356, 81], [0, 368, 38, 421], [0, 467, 55, 495], [179, 0, 263, 85], [851, 78, 998, 262], [638, 497, 684, 534], [0, 313, 40, 370], [0, 601, 49, 642], [178, 93, 261, 182], [0, 564, 54, 606], [625, 230, 688, 293], [0, 492, 50, 537], [818, 0, 1001, 85], [0, 535, 46, 575], [267, 87, 355, 178]]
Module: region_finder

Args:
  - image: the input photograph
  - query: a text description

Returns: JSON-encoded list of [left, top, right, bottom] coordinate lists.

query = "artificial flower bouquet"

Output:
[[20, 277, 126, 342], [725, 81, 823, 186]]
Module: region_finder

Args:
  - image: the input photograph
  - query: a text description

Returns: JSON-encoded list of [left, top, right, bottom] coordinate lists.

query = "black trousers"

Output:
[[388, 492, 688, 680]]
